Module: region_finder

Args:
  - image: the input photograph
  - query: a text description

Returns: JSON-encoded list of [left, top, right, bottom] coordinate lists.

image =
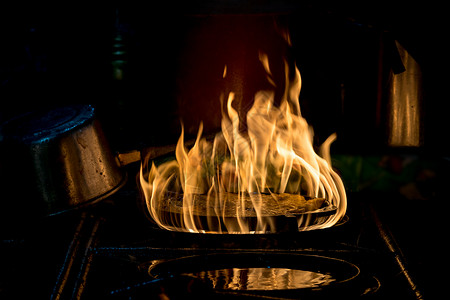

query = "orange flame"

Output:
[[140, 57, 346, 234]]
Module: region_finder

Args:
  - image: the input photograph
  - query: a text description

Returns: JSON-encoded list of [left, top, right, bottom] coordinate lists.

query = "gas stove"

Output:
[[1, 163, 433, 299]]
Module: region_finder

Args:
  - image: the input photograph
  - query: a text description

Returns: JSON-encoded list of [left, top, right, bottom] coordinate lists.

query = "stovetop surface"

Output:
[[79, 193, 409, 299], [0, 176, 439, 299]]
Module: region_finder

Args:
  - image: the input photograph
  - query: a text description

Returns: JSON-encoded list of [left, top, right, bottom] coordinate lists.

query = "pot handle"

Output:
[[116, 150, 142, 166], [116, 132, 217, 166], [116, 139, 196, 167]]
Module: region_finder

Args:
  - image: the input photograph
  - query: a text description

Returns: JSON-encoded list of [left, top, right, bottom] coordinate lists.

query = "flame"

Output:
[[140, 56, 346, 234]]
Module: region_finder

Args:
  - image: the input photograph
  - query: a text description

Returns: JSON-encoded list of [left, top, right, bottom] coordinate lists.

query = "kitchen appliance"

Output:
[[0, 167, 428, 299]]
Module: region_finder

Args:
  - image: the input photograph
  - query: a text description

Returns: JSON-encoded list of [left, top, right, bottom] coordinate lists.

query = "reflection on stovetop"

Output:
[[0, 182, 432, 299]]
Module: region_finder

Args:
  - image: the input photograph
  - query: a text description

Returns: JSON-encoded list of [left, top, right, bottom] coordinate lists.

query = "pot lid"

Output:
[[1, 105, 95, 144]]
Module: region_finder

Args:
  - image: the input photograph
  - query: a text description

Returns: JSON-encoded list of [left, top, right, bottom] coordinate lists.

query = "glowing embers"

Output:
[[140, 58, 346, 233]]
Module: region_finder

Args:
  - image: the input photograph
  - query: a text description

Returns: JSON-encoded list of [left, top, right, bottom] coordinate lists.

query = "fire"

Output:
[[140, 56, 346, 234]]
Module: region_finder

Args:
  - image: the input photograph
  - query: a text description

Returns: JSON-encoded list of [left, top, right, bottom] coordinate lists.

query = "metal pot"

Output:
[[0, 105, 126, 224]]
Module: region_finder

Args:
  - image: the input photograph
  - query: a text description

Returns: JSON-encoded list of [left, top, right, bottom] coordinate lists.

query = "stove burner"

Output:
[[141, 252, 365, 299]]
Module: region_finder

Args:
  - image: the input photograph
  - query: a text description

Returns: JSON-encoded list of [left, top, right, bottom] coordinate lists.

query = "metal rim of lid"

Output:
[[1, 104, 95, 144]]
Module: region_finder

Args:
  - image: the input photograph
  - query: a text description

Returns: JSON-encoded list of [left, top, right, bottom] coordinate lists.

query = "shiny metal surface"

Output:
[[387, 41, 423, 147], [0, 105, 126, 219]]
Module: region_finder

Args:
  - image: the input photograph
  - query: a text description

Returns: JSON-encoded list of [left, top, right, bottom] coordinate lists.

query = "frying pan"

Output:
[[146, 192, 338, 233]]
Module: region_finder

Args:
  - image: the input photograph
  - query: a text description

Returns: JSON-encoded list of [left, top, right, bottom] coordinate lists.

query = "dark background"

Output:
[[0, 3, 448, 298], [0, 1, 448, 153]]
